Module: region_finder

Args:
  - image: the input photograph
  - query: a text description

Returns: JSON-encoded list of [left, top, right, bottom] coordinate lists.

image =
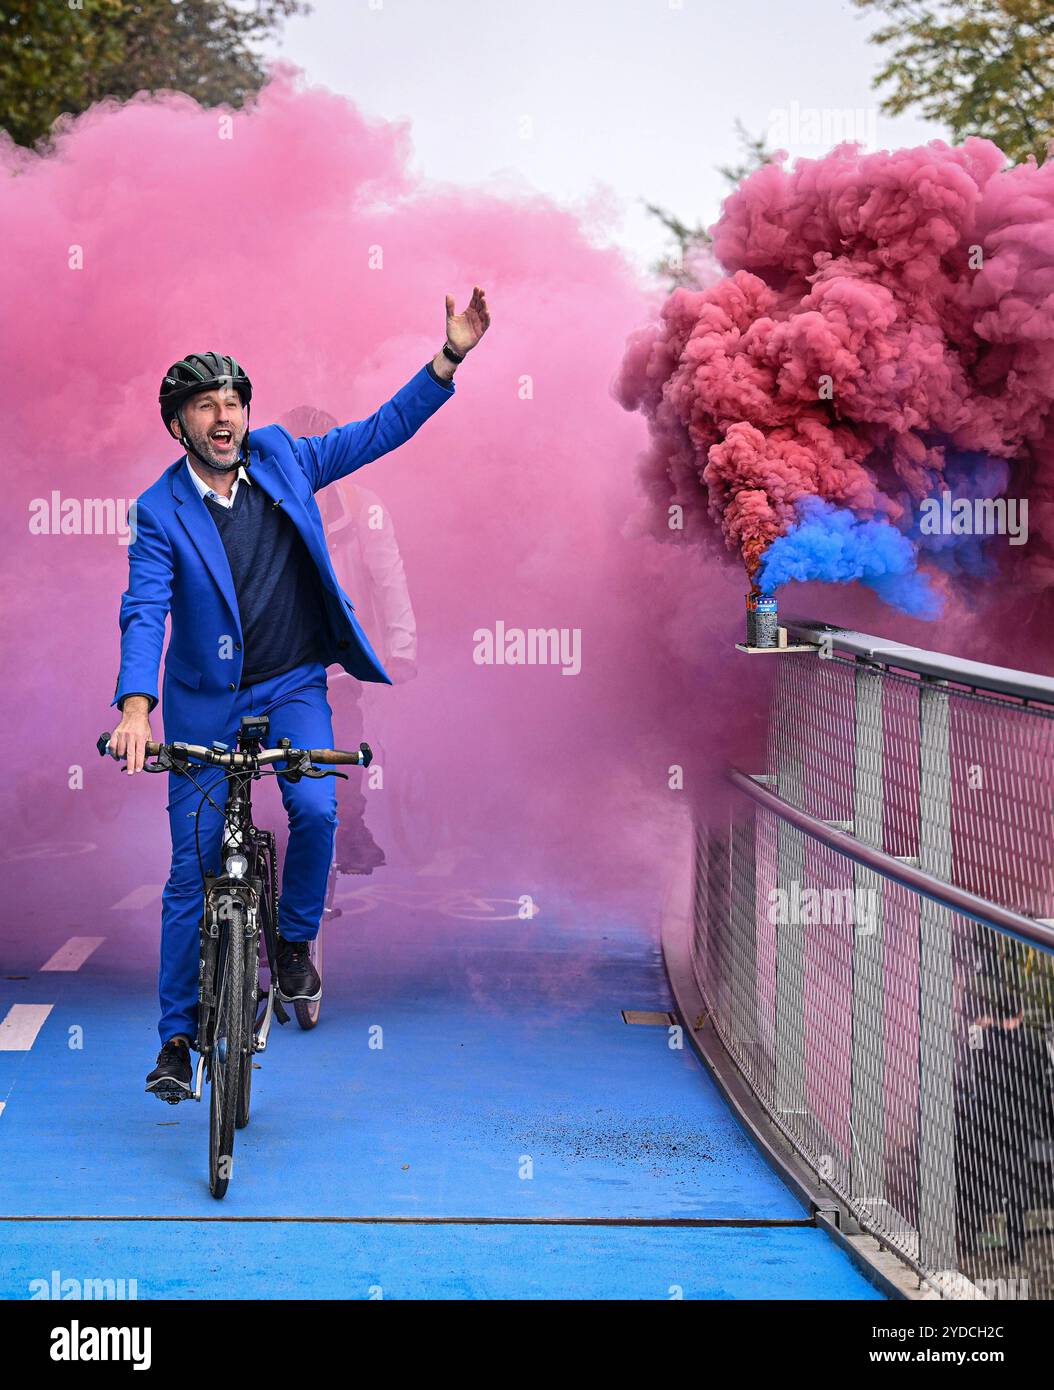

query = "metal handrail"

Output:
[[785, 620, 1054, 708], [728, 767, 1054, 954]]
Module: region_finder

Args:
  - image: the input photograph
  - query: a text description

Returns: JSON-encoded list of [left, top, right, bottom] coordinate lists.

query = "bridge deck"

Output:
[[0, 838, 882, 1300]]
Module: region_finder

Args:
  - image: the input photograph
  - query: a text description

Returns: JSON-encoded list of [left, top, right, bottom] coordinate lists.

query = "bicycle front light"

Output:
[[225, 853, 249, 879]]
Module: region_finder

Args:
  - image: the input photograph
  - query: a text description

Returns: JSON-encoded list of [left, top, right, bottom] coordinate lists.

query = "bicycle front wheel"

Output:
[[236, 925, 259, 1130], [209, 901, 246, 1199]]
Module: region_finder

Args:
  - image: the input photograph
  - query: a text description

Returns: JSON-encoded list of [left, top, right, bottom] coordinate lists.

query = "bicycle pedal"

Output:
[[276, 988, 323, 1004], [147, 1085, 187, 1105]]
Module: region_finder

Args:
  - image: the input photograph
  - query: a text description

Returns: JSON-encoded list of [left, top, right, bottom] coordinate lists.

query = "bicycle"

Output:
[[98, 714, 371, 1198]]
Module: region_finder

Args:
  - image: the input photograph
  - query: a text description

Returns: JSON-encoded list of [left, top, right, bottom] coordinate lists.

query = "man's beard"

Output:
[[184, 421, 245, 472]]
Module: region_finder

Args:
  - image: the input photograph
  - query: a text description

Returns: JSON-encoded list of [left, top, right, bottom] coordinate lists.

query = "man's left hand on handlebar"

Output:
[[111, 694, 154, 776]]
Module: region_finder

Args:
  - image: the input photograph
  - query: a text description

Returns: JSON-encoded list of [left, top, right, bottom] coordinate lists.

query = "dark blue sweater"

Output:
[[204, 478, 327, 687]]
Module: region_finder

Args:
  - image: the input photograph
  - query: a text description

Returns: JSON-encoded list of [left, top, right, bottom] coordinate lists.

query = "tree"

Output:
[[854, 0, 1054, 164], [0, 0, 308, 150], [642, 200, 711, 290], [645, 120, 775, 289], [716, 118, 776, 188]]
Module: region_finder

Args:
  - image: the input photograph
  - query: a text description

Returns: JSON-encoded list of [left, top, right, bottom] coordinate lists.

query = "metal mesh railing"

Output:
[[769, 653, 1054, 921], [692, 640, 1054, 1301]]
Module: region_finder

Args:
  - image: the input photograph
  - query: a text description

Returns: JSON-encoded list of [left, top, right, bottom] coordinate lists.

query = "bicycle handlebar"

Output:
[[97, 733, 373, 769]]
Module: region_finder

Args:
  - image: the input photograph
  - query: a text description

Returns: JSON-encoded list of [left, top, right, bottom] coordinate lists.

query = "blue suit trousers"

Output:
[[159, 659, 338, 1044]]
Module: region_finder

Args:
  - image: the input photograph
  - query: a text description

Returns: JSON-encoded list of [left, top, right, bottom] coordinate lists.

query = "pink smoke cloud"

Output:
[[615, 139, 1054, 615], [0, 71, 775, 909]]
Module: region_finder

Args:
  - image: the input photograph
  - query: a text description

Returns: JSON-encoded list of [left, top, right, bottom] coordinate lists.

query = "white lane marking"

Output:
[[112, 885, 163, 910], [0, 1005, 54, 1051], [40, 937, 105, 972]]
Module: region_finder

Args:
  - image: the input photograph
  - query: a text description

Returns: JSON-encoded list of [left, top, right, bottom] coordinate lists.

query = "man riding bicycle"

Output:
[[108, 289, 490, 1099]]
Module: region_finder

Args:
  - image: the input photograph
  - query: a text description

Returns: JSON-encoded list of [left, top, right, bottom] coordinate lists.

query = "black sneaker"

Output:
[[146, 1037, 192, 1103], [275, 936, 322, 1002]]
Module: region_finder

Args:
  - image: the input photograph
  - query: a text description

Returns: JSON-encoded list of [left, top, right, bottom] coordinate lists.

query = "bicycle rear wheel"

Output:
[[209, 901, 246, 1199]]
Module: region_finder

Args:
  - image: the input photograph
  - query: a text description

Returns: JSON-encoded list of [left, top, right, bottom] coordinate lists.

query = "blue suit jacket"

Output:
[[112, 364, 454, 741]]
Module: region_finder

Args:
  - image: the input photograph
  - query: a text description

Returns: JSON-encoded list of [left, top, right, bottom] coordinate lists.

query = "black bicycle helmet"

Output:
[[160, 352, 253, 471], [159, 352, 252, 428]]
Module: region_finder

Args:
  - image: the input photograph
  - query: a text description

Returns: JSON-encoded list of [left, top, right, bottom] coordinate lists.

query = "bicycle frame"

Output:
[[189, 763, 283, 1101]]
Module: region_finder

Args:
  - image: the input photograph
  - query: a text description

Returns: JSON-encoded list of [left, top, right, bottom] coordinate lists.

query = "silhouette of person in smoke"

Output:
[[279, 406, 418, 875], [955, 977, 1054, 1268]]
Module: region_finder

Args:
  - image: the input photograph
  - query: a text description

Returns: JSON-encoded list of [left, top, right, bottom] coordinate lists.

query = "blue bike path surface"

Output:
[[0, 829, 883, 1300]]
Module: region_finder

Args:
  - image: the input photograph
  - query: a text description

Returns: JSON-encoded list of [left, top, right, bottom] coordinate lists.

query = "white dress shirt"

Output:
[[185, 459, 252, 510]]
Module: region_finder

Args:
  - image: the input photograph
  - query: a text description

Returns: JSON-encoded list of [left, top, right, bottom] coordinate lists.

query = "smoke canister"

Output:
[[746, 591, 778, 648], [754, 594, 778, 647]]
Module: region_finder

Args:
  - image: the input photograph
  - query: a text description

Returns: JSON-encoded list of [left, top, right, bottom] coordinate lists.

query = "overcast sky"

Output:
[[261, 0, 947, 276]]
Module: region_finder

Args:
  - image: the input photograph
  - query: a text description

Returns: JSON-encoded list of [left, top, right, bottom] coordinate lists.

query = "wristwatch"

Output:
[[441, 341, 465, 365]]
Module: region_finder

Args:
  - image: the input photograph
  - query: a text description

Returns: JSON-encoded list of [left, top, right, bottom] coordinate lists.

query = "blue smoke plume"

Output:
[[906, 452, 1011, 580], [756, 497, 941, 618]]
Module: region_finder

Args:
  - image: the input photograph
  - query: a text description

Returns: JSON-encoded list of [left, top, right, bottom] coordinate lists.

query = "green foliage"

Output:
[[854, 0, 1054, 163], [642, 199, 711, 290], [0, 0, 307, 149], [645, 119, 775, 289], [716, 118, 776, 188]]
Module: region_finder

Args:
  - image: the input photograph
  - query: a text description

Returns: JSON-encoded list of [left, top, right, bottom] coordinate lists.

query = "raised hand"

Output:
[[445, 286, 491, 356]]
